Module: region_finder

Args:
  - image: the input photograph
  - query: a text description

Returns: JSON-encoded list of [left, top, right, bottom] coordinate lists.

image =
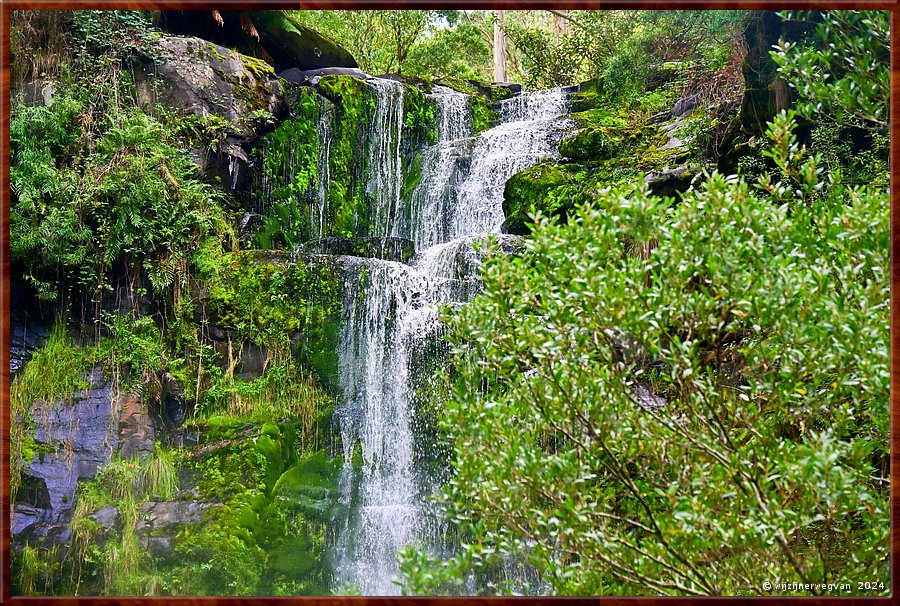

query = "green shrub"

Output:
[[400, 112, 889, 596]]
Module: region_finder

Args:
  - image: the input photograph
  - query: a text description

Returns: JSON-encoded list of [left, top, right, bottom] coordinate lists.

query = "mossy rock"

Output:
[[570, 78, 604, 112], [569, 107, 627, 129], [471, 94, 495, 134], [560, 128, 620, 163], [502, 163, 583, 235], [249, 11, 357, 72]]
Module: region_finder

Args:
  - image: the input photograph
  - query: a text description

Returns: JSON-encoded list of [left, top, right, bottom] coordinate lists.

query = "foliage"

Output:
[[193, 247, 342, 379], [200, 361, 333, 438], [254, 87, 322, 249], [772, 10, 889, 133], [10, 93, 232, 308], [288, 10, 438, 75], [400, 111, 889, 595], [404, 20, 492, 82]]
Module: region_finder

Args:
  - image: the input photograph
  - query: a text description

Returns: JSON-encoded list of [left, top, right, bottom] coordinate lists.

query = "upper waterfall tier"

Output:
[[255, 76, 572, 253]]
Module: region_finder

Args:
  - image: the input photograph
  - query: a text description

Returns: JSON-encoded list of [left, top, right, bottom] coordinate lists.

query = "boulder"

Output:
[[90, 505, 121, 531], [130, 35, 288, 192], [156, 10, 357, 73], [136, 500, 215, 534], [248, 10, 358, 73], [644, 165, 696, 197]]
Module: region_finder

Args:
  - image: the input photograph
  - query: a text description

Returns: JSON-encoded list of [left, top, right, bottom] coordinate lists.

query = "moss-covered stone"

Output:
[[569, 78, 604, 112], [471, 94, 494, 135], [502, 163, 586, 235], [315, 75, 376, 239]]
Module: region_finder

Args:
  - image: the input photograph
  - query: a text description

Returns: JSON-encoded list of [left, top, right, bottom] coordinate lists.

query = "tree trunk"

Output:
[[493, 10, 507, 83], [554, 10, 570, 38]]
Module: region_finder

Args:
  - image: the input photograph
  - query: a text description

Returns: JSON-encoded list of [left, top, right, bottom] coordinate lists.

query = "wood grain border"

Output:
[[0, 1, 895, 603]]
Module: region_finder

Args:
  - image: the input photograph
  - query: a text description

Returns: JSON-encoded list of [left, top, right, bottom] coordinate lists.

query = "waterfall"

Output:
[[312, 97, 334, 239], [335, 258, 438, 596], [333, 85, 570, 595], [366, 78, 406, 239], [450, 87, 569, 238], [409, 86, 473, 249]]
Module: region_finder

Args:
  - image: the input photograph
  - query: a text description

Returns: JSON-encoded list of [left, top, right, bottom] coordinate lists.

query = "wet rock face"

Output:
[[10, 311, 50, 374], [13, 368, 117, 543], [118, 396, 156, 460], [280, 67, 369, 86], [304, 237, 416, 264]]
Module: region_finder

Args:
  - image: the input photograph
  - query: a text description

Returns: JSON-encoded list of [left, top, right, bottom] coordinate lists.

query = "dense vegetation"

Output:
[[8, 8, 889, 597], [399, 10, 890, 596]]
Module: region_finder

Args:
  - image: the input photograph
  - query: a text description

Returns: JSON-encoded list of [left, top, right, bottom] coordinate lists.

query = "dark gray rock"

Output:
[[142, 535, 174, 558], [130, 35, 288, 193], [118, 396, 155, 460], [91, 505, 120, 529], [11, 504, 44, 538], [279, 66, 368, 86], [304, 236, 416, 264], [155, 10, 358, 73], [635, 384, 667, 410], [10, 311, 50, 374], [153, 372, 186, 432], [493, 82, 522, 94], [16, 78, 57, 107], [644, 165, 695, 197], [235, 343, 269, 380], [13, 368, 117, 543], [672, 95, 698, 118], [136, 501, 215, 534]]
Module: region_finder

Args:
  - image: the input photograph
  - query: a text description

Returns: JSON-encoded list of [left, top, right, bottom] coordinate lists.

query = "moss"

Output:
[[488, 85, 514, 102], [193, 244, 342, 387], [569, 78, 604, 112], [203, 42, 229, 64], [316, 75, 376, 238], [402, 84, 438, 147], [471, 94, 494, 135], [240, 53, 275, 79], [569, 107, 627, 129], [255, 87, 321, 246], [502, 163, 583, 234]]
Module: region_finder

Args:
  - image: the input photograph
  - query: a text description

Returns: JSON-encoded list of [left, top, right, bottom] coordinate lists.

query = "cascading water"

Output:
[[333, 80, 570, 595], [450, 88, 569, 238], [409, 86, 473, 249], [367, 78, 406, 239], [312, 98, 335, 239]]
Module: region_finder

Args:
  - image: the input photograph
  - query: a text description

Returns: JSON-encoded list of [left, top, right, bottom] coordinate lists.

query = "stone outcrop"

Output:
[[13, 368, 117, 543], [130, 35, 289, 193], [156, 10, 358, 73], [304, 236, 416, 264]]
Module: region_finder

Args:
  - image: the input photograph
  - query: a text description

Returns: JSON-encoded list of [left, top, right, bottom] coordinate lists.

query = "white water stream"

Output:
[[329, 80, 570, 594]]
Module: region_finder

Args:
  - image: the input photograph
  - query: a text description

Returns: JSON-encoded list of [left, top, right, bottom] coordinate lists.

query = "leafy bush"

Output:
[[400, 111, 889, 595]]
